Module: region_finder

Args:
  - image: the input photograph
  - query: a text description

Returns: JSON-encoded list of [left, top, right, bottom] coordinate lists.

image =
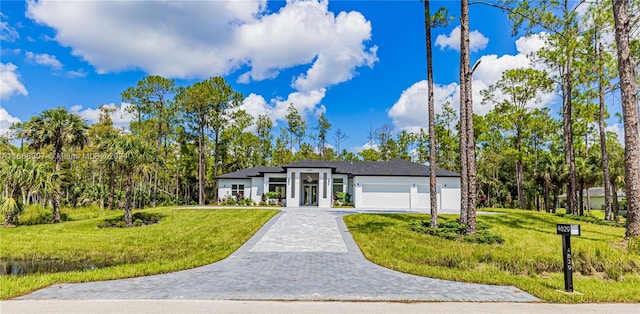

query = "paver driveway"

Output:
[[18, 208, 539, 302]]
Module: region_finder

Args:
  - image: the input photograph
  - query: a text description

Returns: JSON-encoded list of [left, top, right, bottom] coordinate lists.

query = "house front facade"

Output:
[[216, 159, 461, 211]]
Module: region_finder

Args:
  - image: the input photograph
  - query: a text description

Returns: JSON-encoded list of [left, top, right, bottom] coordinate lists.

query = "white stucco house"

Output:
[[216, 159, 461, 210], [558, 187, 626, 210]]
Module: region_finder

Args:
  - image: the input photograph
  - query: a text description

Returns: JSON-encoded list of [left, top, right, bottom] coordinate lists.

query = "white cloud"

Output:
[[25, 51, 63, 70], [240, 89, 327, 128], [606, 123, 625, 145], [0, 13, 19, 42], [387, 80, 458, 133], [0, 62, 28, 100], [26, 0, 376, 86], [27, 0, 375, 132], [515, 32, 547, 55], [237, 1, 378, 87], [435, 26, 489, 53], [0, 107, 21, 136], [389, 33, 560, 131], [472, 33, 558, 115], [66, 68, 87, 78], [350, 141, 378, 153], [70, 103, 134, 129]]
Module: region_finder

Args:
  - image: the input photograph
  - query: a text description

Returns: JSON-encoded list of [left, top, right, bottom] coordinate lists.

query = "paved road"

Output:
[[3, 300, 640, 314], [17, 208, 539, 302]]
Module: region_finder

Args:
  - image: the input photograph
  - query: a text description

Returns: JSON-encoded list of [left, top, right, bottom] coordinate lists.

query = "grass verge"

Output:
[[0, 207, 278, 299], [343, 209, 640, 303]]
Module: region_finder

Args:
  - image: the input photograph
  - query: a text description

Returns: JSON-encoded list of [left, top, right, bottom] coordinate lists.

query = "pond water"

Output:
[[0, 259, 103, 276]]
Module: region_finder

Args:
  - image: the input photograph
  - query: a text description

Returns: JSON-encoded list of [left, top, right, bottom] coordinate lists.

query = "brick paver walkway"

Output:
[[18, 208, 539, 302]]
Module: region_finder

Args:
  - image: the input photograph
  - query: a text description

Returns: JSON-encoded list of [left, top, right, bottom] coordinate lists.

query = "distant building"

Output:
[[558, 187, 626, 210]]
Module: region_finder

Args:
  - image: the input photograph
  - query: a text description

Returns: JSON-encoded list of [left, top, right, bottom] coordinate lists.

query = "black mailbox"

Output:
[[557, 223, 580, 293]]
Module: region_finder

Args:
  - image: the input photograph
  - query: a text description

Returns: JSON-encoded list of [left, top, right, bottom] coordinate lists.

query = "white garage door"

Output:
[[361, 184, 410, 209], [416, 184, 429, 209]]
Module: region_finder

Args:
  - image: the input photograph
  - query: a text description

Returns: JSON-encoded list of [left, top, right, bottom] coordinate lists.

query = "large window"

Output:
[[333, 178, 344, 195], [291, 172, 295, 198], [322, 173, 327, 198], [231, 184, 244, 197], [268, 177, 286, 198]]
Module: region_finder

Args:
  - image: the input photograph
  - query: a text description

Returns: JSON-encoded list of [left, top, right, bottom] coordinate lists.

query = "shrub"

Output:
[[224, 197, 236, 206], [17, 205, 70, 226], [554, 213, 625, 228], [97, 212, 163, 228], [409, 218, 504, 244], [629, 237, 640, 255], [463, 231, 505, 244], [237, 198, 253, 206], [335, 191, 351, 204], [265, 192, 278, 199]]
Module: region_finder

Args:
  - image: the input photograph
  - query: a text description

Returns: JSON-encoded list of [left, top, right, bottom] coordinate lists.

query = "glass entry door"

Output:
[[303, 184, 318, 206]]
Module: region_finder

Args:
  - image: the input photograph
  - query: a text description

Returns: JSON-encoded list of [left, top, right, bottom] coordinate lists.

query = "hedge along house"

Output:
[[216, 159, 461, 210]]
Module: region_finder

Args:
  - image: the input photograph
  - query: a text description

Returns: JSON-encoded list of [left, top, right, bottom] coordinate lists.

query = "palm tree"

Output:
[[23, 107, 89, 223], [97, 134, 121, 210], [116, 135, 155, 226], [0, 158, 31, 225], [25, 159, 53, 207]]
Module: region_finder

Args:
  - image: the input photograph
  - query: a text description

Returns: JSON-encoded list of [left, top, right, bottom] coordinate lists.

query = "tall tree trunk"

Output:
[[544, 178, 550, 212], [517, 159, 525, 209], [52, 155, 62, 223], [586, 184, 591, 213], [108, 166, 115, 210], [563, 67, 577, 215], [578, 181, 584, 216], [612, 182, 620, 222], [152, 168, 158, 207], [198, 126, 206, 205], [213, 129, 221, 203], [458, 4, 469, 227], [461, 0, 476, 234], [98, 169, 104, 210], [124, 173, 133, 226], [425, 0, 438, 228], [598, 45, 613, 220], [562, 0, 577, 216], [613, 0, 640, 238]]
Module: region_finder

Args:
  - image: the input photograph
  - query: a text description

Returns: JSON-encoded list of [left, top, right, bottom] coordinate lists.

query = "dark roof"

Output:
[[216, 166, 284, 179], [216, 159, 459, 179], [559, 187, 626, 198]]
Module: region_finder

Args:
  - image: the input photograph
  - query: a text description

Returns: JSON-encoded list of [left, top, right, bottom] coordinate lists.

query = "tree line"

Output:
[[450, 0, 639, 237], [1, 0, 638, 237]]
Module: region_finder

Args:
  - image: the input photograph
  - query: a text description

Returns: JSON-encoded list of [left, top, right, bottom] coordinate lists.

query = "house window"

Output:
[[291, 172, 295, 198], [231, 184, 244, 197], [333, 178, 344, 195], [322, 173, 327, 198], [268, 177, 286, 198]]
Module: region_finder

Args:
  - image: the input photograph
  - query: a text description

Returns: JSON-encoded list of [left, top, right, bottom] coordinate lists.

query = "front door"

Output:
[[302, 184, 318, 206]]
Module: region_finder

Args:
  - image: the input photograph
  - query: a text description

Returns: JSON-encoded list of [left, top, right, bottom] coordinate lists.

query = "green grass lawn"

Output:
[[0, 207, 278, 299], [344, 209, 640, 303]]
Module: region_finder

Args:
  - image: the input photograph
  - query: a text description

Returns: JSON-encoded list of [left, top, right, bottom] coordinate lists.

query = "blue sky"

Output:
[[0, 0, 624, 151]]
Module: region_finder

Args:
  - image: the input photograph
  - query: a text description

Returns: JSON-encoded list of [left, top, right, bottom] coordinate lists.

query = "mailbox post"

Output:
[[556, 224, 580, 292]]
